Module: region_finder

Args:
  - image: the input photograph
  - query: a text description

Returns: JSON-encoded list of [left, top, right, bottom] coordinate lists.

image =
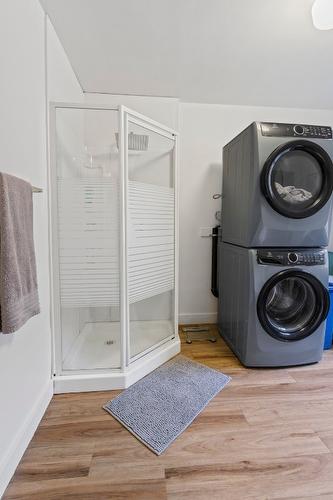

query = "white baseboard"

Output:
[[0, 380, 53, 498], [178, 312, 218, 325]]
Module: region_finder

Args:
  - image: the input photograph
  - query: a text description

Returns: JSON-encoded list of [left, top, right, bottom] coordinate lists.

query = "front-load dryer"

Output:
[[221, 122, 333, 247], [218, 242, 330, 367]]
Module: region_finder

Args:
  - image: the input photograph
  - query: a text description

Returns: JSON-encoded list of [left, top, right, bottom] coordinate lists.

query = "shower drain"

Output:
[[105, 340, 115, 345]]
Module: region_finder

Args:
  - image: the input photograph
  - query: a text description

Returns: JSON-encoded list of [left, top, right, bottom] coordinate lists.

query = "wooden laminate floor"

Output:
[[4, 326, 333, 499]]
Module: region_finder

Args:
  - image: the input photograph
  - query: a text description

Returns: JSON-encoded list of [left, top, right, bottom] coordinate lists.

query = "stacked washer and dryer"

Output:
[[218, 122, 333, 367]]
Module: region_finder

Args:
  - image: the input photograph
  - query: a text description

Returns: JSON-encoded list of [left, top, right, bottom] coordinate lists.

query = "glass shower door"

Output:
[[121, 108, 178, 363], [53, 105, 122, 372]]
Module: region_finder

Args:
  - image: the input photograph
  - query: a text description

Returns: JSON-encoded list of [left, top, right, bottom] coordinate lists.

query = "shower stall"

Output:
[[49, 103, 180, 393]]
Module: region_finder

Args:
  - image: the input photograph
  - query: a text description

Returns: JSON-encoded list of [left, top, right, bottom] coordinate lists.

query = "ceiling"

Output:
[[41, 0, 333, 109]]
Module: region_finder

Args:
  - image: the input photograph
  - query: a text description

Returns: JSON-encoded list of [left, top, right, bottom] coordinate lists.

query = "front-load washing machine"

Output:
[[218, 242, 330, 367], [221, 122, 333, 247]]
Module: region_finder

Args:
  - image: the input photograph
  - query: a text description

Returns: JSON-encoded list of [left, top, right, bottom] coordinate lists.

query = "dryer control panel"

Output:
[[260, 122, 332, 139], [257, 249, 326, 266]]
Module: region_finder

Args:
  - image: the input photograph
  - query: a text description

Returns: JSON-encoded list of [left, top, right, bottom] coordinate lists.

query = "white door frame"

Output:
[[119, 106, 179, 366]]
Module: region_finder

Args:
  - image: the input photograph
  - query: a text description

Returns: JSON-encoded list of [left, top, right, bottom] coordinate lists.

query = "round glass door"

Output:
[[257, 270, 329, 341], [261, 140, 333, 218]]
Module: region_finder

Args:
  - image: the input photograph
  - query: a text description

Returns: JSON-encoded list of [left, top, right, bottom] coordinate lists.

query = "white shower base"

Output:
[[63, 320, 174, 370]]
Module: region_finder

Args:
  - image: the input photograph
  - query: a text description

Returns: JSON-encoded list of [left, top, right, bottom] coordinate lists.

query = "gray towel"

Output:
[[0, 173, 40, 333]]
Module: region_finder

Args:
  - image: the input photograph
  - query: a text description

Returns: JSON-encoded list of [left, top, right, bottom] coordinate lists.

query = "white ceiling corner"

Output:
[[40, 0, 333, 109]]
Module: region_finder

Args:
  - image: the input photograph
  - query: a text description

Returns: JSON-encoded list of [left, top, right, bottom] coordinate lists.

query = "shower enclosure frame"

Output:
[[48, 103, 180, 393]]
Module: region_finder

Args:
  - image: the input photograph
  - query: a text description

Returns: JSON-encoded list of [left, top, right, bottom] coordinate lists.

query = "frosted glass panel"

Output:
[[127, 121, 176, 360], [55, 107, 121, 370]]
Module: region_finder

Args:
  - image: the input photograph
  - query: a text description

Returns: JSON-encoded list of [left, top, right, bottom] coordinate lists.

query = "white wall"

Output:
[[179, 103, 333, 323], [47, 17, 83, 102], [0, 2, 83, 496]]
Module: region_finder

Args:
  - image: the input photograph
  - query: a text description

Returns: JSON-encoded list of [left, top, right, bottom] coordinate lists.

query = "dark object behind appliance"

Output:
[[211, 225, 219, 298]]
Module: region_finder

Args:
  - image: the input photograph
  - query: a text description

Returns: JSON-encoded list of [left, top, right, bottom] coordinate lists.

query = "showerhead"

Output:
[[115, 132, 149, 151]]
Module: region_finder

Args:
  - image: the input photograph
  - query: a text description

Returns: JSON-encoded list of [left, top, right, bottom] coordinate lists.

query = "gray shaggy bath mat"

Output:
[[103, 355, 231, 455]]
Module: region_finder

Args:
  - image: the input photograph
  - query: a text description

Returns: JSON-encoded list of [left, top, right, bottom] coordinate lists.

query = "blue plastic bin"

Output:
[[324, 277, 333, 349]]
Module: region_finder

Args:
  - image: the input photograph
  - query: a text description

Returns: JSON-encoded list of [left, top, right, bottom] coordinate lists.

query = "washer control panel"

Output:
[[257, 249, 326, 266], [260, 122, 332, 139]]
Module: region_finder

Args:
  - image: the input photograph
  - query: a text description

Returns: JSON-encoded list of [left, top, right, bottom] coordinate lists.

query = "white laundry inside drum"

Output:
[[57, 178, 174, 308], [275, 182, 313, 204]]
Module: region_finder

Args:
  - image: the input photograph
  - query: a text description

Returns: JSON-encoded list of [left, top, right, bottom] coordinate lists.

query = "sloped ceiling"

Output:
[[41, 0, 333, 109]]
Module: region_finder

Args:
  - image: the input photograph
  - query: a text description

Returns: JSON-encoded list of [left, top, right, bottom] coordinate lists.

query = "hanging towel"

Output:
[[0, 172, 40, 333]]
